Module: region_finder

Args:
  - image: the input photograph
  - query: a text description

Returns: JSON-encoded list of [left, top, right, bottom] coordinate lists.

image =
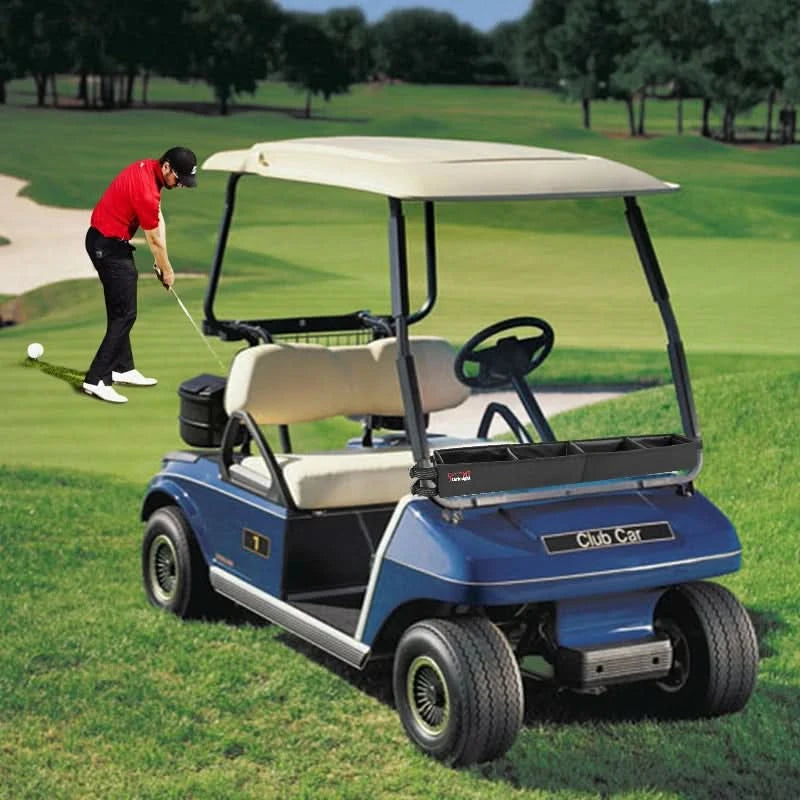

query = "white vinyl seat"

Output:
[[229, 436, 487, 509], [224, 338, 487, 509]]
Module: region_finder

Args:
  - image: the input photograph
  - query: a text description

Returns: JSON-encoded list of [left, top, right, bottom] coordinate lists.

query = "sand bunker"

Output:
[[0, 174, 94, 294]]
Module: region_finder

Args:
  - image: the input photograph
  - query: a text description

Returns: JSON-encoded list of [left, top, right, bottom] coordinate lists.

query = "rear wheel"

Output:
[[652, 581, 758, 716], [393, 617, 523, 766], [142, 506, 211, 619]]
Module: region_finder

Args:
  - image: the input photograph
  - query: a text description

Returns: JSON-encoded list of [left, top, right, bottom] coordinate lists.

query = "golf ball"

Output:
[[27, 342, 44, 360]]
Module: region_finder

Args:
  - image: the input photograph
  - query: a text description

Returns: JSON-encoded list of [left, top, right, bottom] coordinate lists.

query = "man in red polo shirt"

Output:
[[82, 146, 198, 404]]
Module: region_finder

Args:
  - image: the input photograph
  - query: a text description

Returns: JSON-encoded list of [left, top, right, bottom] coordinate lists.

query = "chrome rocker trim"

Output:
[[210, 567, 371, 669]]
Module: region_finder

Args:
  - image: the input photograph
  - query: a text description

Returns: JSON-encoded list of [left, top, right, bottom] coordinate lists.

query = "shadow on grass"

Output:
[[22, 357, 84, 390], [749, 606, 787, 659], [272, 605, 786, 715], [21, 97, 371, 123], [267, 606, 796, 799]]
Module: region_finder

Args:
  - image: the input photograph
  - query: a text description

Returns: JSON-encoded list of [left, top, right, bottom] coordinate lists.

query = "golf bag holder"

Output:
[[410, 434, 700, 498]]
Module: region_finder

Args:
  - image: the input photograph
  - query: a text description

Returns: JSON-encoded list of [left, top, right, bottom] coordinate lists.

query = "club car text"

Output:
[[543, 522, 675, 554]]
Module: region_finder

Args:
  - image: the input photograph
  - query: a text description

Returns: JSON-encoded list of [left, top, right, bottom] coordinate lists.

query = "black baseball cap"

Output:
[[161, 146, 198, 187]]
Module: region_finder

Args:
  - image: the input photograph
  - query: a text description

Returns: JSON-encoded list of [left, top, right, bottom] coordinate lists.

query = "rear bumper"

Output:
[[556, 636, 672, 688]]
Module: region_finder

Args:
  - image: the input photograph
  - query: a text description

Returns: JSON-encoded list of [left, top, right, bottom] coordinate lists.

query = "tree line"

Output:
[[0, 0, 797, 141]]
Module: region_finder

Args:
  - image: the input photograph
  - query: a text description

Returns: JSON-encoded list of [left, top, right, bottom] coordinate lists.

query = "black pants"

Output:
[[84, 227, 138, 385]]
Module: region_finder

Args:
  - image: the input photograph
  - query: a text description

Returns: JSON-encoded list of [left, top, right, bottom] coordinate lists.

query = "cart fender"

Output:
[[141, 475, 205, 545]]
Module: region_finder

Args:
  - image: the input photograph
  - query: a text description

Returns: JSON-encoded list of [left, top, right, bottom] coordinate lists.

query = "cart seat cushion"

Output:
[[233, 436, 487, 509], [224, 337, 470, 425]]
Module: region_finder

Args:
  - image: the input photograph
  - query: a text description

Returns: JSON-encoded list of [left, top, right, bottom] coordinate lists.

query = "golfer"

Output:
[[82, 146, 198, 404]]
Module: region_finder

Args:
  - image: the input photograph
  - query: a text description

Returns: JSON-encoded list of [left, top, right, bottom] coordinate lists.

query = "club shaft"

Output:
[[170, 288, 226, 370]]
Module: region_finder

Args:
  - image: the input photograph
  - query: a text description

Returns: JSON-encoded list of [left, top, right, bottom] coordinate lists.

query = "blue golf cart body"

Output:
[[141, 138, 757, 766]]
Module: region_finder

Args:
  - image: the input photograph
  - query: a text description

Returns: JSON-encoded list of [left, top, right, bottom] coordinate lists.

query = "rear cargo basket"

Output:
[[178, 373, 230, 447], [411, 434, 700, 497]]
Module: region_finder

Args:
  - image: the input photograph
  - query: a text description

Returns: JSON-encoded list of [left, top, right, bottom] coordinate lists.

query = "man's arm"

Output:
[[143, 208, 174, 288]]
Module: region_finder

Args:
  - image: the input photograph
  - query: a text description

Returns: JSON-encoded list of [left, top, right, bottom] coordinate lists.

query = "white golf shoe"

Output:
[[112, 369, 158, 386], [82, 380, 128, 404]]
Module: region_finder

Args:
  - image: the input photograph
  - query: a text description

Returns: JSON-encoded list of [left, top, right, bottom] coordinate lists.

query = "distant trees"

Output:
[[4, 0, 71, 106], [514, 0, 799, 142], [372, 8, 484, 84], [281, 13, 349, 117], [613, 0, 712, 136], [281, 8, 370, 117], [0, 0, 795, 141], [184, 0, 283, 115], [549, 0, 626, 130]]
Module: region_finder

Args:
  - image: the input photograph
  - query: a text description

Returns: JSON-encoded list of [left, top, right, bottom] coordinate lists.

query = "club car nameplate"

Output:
[[542, 521, 675, 554]]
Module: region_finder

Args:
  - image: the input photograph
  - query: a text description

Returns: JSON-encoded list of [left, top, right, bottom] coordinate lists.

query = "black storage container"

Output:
[[411, 434, 700, 498], [178, 374, 230, 447]]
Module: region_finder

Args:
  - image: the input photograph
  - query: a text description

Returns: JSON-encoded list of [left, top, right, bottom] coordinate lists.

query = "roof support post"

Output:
[[388, 197, 429, 464], [408, 201, 438, 325], [204, 172, 242, 331], [624, 196, 700, 440]]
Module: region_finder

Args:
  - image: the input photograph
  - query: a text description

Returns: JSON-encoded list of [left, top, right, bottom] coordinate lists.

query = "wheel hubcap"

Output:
[[149, 534, 179, 605], [407, 655, 450, 736], [656, 619, 691, 692]]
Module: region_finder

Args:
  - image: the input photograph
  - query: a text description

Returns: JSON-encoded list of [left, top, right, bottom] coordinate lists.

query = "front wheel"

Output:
[[652, 581, 758, 716], [393, 617, 523, 766], [142, 505, 211, 619]]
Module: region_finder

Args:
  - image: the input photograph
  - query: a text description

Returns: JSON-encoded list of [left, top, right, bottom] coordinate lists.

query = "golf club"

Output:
[[154, 266, 227, 371]]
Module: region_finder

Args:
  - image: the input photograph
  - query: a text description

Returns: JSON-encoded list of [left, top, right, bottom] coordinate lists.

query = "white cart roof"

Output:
[[201, 136, 678, 201]]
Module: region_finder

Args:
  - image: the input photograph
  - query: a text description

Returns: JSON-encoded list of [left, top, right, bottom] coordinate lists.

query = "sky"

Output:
[[277, 1, 532, 32]]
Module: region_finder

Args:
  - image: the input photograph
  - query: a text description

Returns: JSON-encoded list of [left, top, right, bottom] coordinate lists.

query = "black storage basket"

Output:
[[178, 374, 230, 447], [412, 434, 700, 498]]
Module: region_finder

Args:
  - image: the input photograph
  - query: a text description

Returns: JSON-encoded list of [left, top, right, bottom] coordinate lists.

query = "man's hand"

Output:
[[153, 264, 175, 290]]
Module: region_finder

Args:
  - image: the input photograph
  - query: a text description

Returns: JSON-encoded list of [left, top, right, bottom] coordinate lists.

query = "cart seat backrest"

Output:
[[224, 337, 469, 425]]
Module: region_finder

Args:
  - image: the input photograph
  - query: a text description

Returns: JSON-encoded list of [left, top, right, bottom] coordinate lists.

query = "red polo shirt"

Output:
[[90, 159, 165, 240]]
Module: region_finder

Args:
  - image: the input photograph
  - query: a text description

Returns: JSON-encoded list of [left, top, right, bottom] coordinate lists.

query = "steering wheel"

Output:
[[454, 316, 554, 389]]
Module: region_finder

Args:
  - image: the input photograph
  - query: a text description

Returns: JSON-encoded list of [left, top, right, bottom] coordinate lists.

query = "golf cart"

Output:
[[141, 137, 757, 766]]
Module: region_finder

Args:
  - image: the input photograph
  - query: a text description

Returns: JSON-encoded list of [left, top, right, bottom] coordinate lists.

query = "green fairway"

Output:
[[1, 77, 799, 798], [1, 78, 796, 385], [0, 261, 796, 487], [0, 78, 797, 483], [1, 368, 798, 800]]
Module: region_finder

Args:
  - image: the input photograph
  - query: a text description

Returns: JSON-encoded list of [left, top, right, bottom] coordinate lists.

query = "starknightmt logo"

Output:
[[447, 470, 472, 483]]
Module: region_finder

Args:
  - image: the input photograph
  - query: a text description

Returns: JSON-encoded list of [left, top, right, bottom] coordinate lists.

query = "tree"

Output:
[[549, 0, 625, 129], [750, 0, 800, 143], [183, 0, 283, 115], [616, 0, 714, 135], [517, 0, 566, 89], [322, 6, 373, 83], [720, 0, 786, 142], [486, 21, 523, 85], [5, 0, 71, 106], [373, 8, 483, 84], [771, 3, 800, 142], [281, 13, 351, 117], [697, 0, 765, 141], [612, 43, 670, 136], [0, 1, 19, 103]]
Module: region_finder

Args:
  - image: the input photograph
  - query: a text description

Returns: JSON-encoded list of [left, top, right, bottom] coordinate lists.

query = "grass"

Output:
[[0, 272, 797, 485], [1, 77, 798, 797], [1, 367, 798, 800], [1, 78, 796, 376]]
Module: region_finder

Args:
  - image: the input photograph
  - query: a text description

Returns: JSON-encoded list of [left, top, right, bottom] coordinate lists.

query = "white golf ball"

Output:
[[27, 342, 44, 360]]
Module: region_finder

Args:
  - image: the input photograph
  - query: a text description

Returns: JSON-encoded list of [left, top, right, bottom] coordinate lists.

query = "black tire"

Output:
[[142, 505, 211, 619], [393, 617, 524, 766], [652, 581, 758, 716]]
